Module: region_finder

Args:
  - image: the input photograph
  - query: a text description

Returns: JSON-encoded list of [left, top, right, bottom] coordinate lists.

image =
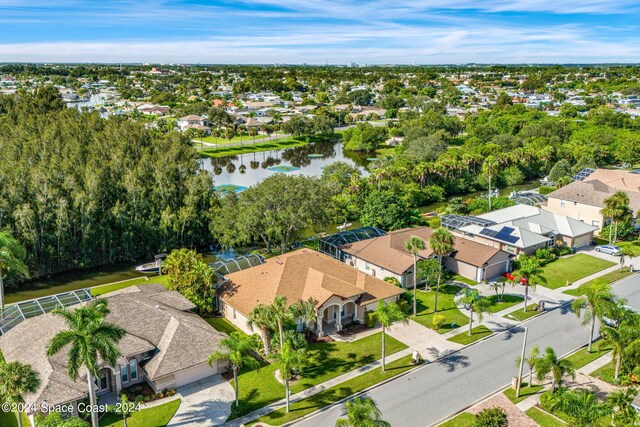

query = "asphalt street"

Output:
[[293, 273, 640, 427]]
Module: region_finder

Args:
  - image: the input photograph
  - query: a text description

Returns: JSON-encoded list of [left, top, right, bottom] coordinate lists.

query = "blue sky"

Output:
[[1, 0, 639, 64]]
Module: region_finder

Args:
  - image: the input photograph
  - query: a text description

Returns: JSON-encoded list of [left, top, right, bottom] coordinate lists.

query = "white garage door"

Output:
[[174, 363, 219, 388], [573, 234, 592, 248]]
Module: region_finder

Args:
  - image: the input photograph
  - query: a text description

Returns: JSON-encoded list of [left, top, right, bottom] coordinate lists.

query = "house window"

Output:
[[506, 245, 516, 254], [129, 359, 138, 380], [371, 269, 376, 277], [560, 199, 566, 207], [365, 262, 370, 271], [233, 309, 236, 320], [592, 220, 601, 227], [121, 365, 129, 384]]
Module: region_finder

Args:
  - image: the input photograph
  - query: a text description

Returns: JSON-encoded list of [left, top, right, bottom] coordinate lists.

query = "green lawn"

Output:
[[438, 412, 476, 427], [412, 285, 469, 333], [230, 332, 407, 419], [200, 137, 308, 158], [539, 254, 615, 289], [504, 383, 544, 404], [487, 294, 523, 313], [251, 355, 415, 426], [92, 275, 170, 296], [448, 325, 493, 345], [589, 363, 615, 381], [99, 399, 180, 427], [205, 317, 246, 336], [525, 407, 567, 426], [451, 274, 478, 286], [563, 268, 634, 296], [616, 240, 640, 257], [564, 341, 612, 369], [0, 412, 29, 427], [504, 304, 539, 321], [199, 133, 252, 144]]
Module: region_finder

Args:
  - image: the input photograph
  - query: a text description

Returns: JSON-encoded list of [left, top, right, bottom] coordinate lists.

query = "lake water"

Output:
[[201, 142, 370, 190]]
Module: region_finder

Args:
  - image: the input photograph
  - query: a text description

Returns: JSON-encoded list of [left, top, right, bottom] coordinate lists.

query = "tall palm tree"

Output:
[[375, 301, 408, 371], [572, 279, 615, 352], [272, 341, 306, 413], [0, 361, 40, 427], [611, 191, 631, 244], [335, 396, 391, 427], [47, 299, 126, 427], [291, 297, 318, 338], [208, 332, 261, 408], [534, 346, 576, 392], [459, 289, 492, 336], [429, 228, 455, 313], [515, 344, 541, 386], [404, 236, 426, 317], [513, 255, 545, 313], [482, 156, 499, 211], [0, 231, 30, 315], [268, 295, 294, 353], [600, 324, 627, 382], [600, 199, 616, 244], [247, 304, 274, 356]]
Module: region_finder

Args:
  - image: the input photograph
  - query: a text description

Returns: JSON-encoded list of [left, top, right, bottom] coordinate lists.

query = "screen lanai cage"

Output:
[[318, 226, 386, 260]]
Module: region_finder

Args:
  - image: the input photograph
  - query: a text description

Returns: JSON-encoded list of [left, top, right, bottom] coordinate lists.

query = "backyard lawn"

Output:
[[525, 407, 567, 426], [504, 383, 544, 404], [99, 399, 180, 427], [563, 267, 633, 296], [448, 325, 493, 345], [252, 355, 414, 426], [504, 304, 539, 321], [230, 332, 407, 419], [0, 411, 29, 427], [92, 275, 170, 296], [564, 341, 611, 369], [539, 254, 615, 289], [412, 285, 469, 333], [486, 294, 523, 313], [200, 137, 307, 158]]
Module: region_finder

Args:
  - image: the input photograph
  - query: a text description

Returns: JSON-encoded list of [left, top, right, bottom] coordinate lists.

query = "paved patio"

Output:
[[167, 375, 234, 426]]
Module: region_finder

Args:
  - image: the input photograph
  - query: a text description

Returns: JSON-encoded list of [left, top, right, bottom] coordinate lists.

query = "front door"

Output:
[[96, 371, 110, 393]]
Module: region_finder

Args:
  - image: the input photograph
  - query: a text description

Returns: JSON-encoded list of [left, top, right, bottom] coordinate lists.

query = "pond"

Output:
[[201, 141, 370, 191]]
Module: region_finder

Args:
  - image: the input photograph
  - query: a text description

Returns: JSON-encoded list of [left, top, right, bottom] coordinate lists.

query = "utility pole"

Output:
[[516, 326, 528, 398]]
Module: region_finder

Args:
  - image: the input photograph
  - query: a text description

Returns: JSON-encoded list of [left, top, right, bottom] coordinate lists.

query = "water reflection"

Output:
[[202, 142, 370, 188]]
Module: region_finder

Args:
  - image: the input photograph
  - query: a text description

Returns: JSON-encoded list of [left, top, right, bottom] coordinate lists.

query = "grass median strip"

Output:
[[250, 355, 415, 426], [448, 325, 493, 345], [564, 341, 611, 369], [437, 412, 476, 427], [504, 383, 544, 404], [504, 304, 539, 321]]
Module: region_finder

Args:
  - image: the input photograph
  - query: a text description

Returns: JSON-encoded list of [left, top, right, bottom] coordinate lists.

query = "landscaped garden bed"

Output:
[[121, 382, 177, 404]]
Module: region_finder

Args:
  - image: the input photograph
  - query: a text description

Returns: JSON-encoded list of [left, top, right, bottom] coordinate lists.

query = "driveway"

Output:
[[388, 319, 463, 362], [167, 375, 234, 426]]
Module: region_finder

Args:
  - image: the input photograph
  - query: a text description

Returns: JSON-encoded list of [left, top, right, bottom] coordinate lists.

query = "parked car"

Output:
[[602, 305, 638, 327], [595, 245, 622, 255]]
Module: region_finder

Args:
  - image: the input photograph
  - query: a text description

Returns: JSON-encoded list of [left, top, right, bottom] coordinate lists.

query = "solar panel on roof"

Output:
[[480, 226, 519, 244]]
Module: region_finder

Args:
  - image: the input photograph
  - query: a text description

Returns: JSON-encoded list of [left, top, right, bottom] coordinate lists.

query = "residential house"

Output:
[[218, 249, 404, 336], [0, 285, 226, 423], [448, 204, 597, 255], [545, 169, 640, 230], [342, 227, 511, 286], [177, 114, 211, 134]]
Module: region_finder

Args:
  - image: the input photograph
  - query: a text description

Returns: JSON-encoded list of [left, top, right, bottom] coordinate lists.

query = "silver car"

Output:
[[595, 245, 622, 256]]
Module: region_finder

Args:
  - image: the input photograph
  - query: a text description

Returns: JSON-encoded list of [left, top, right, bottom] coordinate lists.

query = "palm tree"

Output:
[[249, 126, 259, 145], [601, 198, 617, 244], [272, 341, 306, 413], [607, 387, 638, 426], [0, 361, 40, 427], [47, 299, 126, 427], [291, 297, 318, 338], [107, 394, 135, 427], [482, 156, 499, 211], [459, 289, 492, 336], [404, 236, 426, 317], [208, 332, 261, 408], [513, 255, 545, 313], [515, 344, 541, 386], [375, 301, 408, 371], [268, 295, 294, 353], [0, 231, 30, 315], [429, 228, 455, 313], [534, 346, 576, 392], [572, 279, 615, 352], [611, 192, 631, 244], [248, 304, 274, 356], [335, 396, 390, 427], [600, 324, 627, 382]]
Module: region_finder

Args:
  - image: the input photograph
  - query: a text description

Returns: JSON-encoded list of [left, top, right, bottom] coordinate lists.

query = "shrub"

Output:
[[474, 407, 508, 427], [384, 277, 401, 287], [538, 185, 556, 195], [397, 299, 411, 315], [557, 245, 574, 256], [432, 314, 446, 330], [365, 311, 377, 328], [535, 247, 558, 265], [428, 217, 441, 229]]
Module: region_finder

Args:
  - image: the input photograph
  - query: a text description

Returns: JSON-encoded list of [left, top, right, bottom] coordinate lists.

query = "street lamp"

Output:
[[516, 326, 528, 398]]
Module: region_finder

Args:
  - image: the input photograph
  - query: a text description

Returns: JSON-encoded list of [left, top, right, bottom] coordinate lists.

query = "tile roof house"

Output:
[[218, 249, 404, 336], [546, 175, 640, 230], [341, 227, 511, 285], [0, 285, 226, 422], [455, 204, 597, 255]]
